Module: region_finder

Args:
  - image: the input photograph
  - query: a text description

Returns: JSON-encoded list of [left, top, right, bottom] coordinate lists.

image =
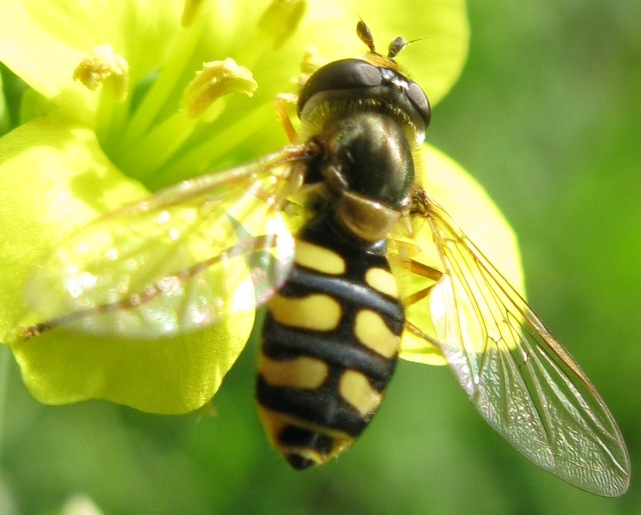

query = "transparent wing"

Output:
[[21, 146, 310, 339], [393, 193, 630, 497], [388, 214, 448, 366]]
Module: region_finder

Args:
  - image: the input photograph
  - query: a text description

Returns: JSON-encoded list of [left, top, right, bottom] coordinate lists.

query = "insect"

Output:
[[19, 21, 630, 496]]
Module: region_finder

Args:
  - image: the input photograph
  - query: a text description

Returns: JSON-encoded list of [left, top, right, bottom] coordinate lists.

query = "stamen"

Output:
[[258, 0, 307, 47], [182, 0, 209, 27], [72, 45, 129, 102], [183, 58, 257, 119]]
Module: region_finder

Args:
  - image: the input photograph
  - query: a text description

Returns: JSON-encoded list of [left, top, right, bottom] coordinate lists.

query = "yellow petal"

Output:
[[0, 116, 252, 413]]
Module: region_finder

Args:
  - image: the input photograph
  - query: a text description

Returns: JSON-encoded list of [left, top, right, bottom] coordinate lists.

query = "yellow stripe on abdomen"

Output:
[[268, 293, 341, 331], [294, 241, 346, 275], [354, 309, 401, 358], [259, 354, 329, 389], [365, 267, 399, 298], [338, 369, 382, 416]]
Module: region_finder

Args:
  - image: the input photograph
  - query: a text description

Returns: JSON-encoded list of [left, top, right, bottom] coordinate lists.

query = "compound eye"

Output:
[[298, 59, 382, 114], [407, 81, 431, 129]]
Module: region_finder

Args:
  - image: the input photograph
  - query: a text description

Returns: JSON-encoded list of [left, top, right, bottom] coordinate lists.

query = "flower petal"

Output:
[[0, 3, 94, 121], [0, 116, 252, 413], [301, 0, 469, 105], [0, 117, 146, 336], [0, 1, 186, 125], [9, 315, 252, 414], [423, 144, 524, 293]]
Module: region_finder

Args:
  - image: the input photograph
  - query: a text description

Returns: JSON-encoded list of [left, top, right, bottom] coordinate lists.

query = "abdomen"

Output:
[[257, 215, 404, 469]]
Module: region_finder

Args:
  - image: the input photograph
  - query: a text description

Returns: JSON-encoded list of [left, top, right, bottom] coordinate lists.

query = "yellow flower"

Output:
[[0, 0, 522, 414]]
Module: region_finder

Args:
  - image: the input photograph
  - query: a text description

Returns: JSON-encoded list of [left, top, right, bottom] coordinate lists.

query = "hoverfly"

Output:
[[18, 21, 630, 496]]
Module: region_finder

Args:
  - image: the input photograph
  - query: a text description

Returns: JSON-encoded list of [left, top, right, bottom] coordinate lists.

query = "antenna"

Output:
[[356, 20, 426, 59]]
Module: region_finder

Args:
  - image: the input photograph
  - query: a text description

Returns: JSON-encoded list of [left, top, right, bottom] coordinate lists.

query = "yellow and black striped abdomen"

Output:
[[258, 215, 404, 469]]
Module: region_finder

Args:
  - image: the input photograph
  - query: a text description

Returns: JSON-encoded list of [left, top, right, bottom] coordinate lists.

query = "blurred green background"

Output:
[[2, 0, 640, 513]]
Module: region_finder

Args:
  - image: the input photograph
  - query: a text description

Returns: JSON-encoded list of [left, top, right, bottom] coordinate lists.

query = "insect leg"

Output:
[[274, 94, 300, 144], [393, 257, 443, 307]]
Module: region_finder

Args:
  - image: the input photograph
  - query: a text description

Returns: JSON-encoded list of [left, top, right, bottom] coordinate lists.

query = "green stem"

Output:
[[152, 101, 274, 187], [121, 16, 206, 146], [117, 109, 199, 182]]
